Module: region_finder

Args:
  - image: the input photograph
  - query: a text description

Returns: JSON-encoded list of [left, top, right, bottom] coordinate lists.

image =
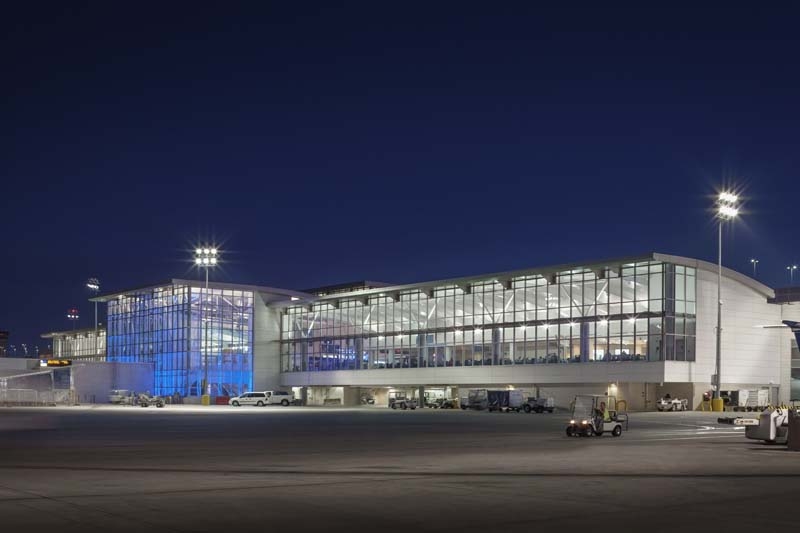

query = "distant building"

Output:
[[40, 327, 106, 361], [0, 331, 8, 357]]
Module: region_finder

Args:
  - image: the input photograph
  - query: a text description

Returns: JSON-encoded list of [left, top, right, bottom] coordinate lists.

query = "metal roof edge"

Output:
[[652, 253, 775, 299]]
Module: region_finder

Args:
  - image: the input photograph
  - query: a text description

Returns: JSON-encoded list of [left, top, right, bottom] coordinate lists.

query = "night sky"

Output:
[[2, 3, 799, 353]]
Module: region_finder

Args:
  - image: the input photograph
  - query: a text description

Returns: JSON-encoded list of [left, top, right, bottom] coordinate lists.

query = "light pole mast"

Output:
[[788, 265, 797, 285], [713, 192, 739, 411], [87, 278, 100, 358], [750, 259, 758, 278], [194, 246, 218, 404]]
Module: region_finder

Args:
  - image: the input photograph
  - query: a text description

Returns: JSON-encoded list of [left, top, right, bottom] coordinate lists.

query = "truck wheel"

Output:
[[232, 401, 240, 407], [461, 405, 467, 410], [612, 426, 622, 437], [156, 402, 164, 408], [257, 401, 264, 407], [566, 426, 574, 437], [391, 404, 397, 410], [281, 399, 289, 406], [410, 406, 416, 410], [548, 409, 554, 413], [523, 405, 532, 413]]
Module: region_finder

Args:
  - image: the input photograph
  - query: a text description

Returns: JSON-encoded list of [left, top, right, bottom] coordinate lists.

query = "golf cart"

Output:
[[565, 395, 627, 437]]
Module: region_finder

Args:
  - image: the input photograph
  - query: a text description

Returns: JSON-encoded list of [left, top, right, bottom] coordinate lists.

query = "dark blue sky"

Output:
[[2, 3, 798, 352]]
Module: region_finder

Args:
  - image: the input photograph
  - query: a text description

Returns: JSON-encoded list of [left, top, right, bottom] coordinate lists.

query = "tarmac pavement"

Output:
[[0, 405, 798, 532]]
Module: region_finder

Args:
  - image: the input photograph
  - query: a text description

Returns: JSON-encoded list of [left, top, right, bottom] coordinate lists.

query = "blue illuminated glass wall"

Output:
[[107, 284, 253, 396]]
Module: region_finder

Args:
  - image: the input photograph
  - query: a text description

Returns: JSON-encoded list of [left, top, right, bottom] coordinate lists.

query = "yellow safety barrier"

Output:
[[711, 398, 725, 412]]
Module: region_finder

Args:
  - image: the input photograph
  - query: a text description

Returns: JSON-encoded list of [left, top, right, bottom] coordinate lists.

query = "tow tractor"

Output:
[[137, 392, 165, 408], [566, 395, 627, 437], [718, 406, 794, 444]]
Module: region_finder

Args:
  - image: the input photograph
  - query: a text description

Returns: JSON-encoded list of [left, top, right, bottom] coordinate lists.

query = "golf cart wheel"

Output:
[[583, 428, 593, 437], [232, 401, 240, 407], [566, 426, 574, 437], [612, 426, 622, 437], [257, 401, 264, 407], [410, 406, 416, 410], [523, 404, 532, 413], [391, 404, 397, 409], [281, 399, 289, 406], [156, 402, 164, 408]]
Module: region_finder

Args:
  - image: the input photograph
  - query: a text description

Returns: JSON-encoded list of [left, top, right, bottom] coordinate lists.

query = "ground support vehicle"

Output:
[[463, 389, 515, 411], [565, 395, 626, 437], [109, 389, 136, 405], [522, 397, 555, 413], [137, 393, 165, 408], [656, 396, 689, 411], [389, 395, 417, 410], [718, 406, 794, 444], [721, 389, 771, 412], [429, 398, 457, 409]]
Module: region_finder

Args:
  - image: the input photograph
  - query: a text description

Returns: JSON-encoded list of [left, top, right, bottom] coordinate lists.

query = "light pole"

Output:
[[67, 308, 80, 331], [194, 246, 218, 402], [87, 278, 100, 358], [750, 259, 759, 278], [787, 265, 798, 285], [713, 191, 739, 411]]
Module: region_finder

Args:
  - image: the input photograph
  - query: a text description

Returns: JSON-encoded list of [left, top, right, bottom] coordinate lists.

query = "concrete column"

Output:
[[418, 386, 425, 408], [580, 322, 590, 362], [492, 327, 501, 365], [355, 338, 363, 370]]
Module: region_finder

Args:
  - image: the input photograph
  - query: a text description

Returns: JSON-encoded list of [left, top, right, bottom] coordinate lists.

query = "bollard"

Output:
[[788, 409, 800, 451]]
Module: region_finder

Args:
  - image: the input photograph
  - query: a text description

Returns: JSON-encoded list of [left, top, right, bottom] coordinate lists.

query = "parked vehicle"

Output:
[[720, 389, 771, 412], [463, 389, 519, 411], [429, 398, 458, 409], [656, 395, 689, 411], [522, 396, 555, 413], [137, 392, 164, 408], [109, 389, 136, 405], [229, 392, 268, 406], [360, 394, 376, 405], [266, 391, 294, 406], [389, 396, 417, 410]]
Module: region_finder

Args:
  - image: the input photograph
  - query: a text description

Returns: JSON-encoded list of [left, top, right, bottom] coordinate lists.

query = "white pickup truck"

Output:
[[264, 391, 294, 406]]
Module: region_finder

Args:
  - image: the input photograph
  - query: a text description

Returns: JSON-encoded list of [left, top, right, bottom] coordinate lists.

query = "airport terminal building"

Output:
[[92, 253, 800, 408]]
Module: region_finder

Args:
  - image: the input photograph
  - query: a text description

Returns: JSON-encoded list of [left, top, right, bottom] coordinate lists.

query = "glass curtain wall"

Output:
[[107, 284, 254, 396], [281, 261, 697, 372]]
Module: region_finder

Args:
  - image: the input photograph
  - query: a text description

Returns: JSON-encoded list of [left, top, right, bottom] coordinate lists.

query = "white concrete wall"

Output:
[[780, 303, 800, 403], [695, 269, 783, 391], [0, 358, 41, 372], [253, 292, 282, 392], [71, 362, 154, 404], [280, 361, 669, 388]]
